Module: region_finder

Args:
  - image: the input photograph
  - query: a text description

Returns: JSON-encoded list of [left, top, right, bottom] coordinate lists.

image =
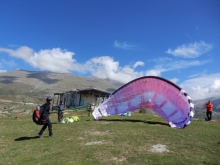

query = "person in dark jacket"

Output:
[[38, 97, 53, 137], [58, 101, 65, 122]]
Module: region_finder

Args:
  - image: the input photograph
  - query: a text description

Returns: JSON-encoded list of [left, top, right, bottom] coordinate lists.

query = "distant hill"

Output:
[[194, 97, 220, 112], [0, 70, 123, 98], [0, 70, 219, 113]]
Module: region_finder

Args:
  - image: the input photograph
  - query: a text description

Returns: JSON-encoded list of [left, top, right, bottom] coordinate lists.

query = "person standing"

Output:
[[206, 100, 213, 121], [38, 97, 54, 137], [58, 101, 65, 122], [87, 103, 96, 116]]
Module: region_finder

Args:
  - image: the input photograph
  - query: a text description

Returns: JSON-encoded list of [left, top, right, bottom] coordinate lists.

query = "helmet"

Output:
[[46, 97, 53, 102]]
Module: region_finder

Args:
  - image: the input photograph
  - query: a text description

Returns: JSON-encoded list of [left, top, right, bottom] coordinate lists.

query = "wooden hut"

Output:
[[53, 88, 110, 109]]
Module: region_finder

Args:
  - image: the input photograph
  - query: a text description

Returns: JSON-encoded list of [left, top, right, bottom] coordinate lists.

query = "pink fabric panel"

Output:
[[93, 77, 194, 128]]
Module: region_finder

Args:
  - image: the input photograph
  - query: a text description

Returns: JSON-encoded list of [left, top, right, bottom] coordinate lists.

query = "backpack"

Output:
[[32, 104, 47, 125]]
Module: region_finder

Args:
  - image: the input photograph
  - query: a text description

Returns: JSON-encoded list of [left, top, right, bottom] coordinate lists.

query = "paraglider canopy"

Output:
[[92, 76, 194, 128]]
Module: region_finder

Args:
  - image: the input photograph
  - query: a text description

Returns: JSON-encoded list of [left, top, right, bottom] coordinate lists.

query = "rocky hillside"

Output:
[[194, 97, 220, 112], [0, 70, 219, 117], [0, 70, 124, 115], [0, 70, 123, 98]]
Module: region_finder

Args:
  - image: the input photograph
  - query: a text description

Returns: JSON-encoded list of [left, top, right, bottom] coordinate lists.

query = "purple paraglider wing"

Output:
[[92, 76, 194, 128]]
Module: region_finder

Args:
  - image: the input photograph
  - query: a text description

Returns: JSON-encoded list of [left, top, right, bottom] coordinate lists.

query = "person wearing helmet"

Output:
[[38, 97, 54, 137]]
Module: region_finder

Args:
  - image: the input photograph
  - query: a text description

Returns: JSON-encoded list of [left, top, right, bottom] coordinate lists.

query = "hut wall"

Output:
[[80, 93, 97, 105]]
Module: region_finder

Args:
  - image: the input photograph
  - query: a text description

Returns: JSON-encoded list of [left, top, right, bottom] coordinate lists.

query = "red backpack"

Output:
[[32, 105, 46, 125]]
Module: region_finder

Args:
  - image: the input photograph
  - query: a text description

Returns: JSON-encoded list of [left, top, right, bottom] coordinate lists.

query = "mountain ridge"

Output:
[[0, 70, 123, 97], [0, 70, 219, 112]]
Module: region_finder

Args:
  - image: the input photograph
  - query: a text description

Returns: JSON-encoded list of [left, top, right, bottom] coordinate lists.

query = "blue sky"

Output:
[[0, 0, 220, 100]]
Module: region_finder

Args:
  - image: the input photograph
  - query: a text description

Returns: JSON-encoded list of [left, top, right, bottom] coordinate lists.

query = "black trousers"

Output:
[[206, 111, 212, 121], [38, 118, 53, 136], [87, 110, 93, 116], [58, 111, 63, 122]]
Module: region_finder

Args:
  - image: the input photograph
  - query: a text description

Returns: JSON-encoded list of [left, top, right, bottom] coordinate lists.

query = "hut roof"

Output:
[[54, 88, 111, 97]]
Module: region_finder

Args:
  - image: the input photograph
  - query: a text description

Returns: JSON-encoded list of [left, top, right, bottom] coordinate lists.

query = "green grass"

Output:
[[0, 111, 219, 165]]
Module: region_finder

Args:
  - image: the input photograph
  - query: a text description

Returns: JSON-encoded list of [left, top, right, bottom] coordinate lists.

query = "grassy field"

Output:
[[0, 110, 219, 165]]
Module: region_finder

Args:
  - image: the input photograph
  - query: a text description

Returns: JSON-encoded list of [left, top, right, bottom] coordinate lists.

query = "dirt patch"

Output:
[[148, 144, 169, 153], [78, 137, 84, 140], [0, 143, 7, 147], [112, 156, 127, 162], [84, 130, 111, 136], [85, 141, 104, 145]]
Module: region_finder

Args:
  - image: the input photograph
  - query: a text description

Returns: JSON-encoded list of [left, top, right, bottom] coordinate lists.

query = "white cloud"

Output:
[[2, 59, 16, 67], [146, 67, 164, 76], [145, 59, 210, 77], [0, 46, 33, 59], [169, 78, 179, 84], [0, 46, 214, 87], [180, 73, 220, 100], [133, 61, 144, 68], [211, 80, 220, 89], [30, 48, 77, 73], [188, 70, 207, 78], [0, 46, 77, 73], [113, 41, 136, 50], [86, 57, 199, 84], [166, 60, 210, 70], [166, 41, 212, 58], [85, 56, 144, 83], [0, 46, 146, 83]]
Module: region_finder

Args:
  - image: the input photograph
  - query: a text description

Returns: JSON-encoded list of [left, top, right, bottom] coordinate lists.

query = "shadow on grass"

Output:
[[14, 136, 39, 141], [98, 118, 170, 127]]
